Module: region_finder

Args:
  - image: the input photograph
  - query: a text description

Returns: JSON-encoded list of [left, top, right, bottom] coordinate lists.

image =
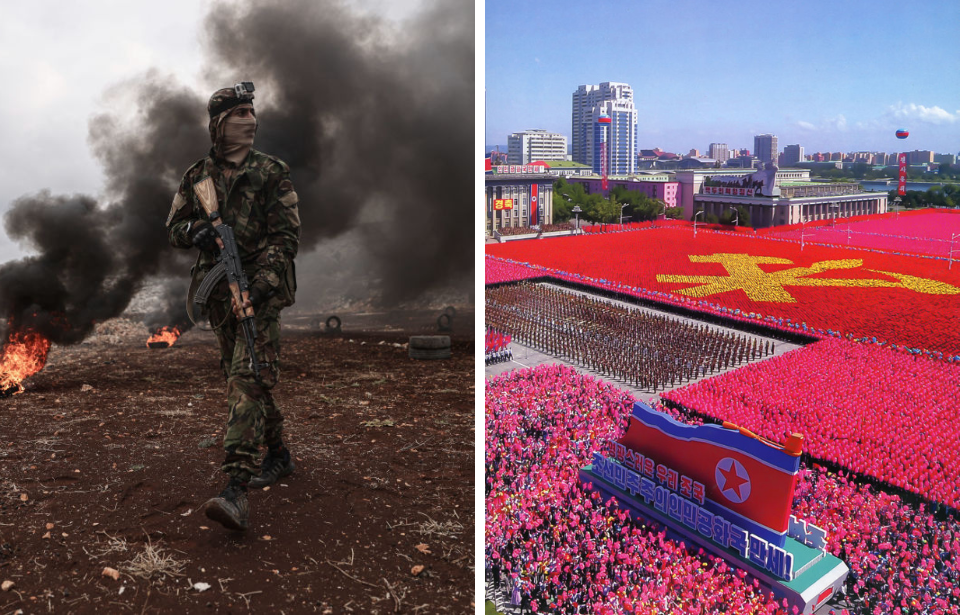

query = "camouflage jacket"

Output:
[[166, 148, 300, 305]]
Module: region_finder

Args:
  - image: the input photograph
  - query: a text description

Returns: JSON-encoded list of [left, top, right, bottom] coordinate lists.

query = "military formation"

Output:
[[486, 282, 773, 392]]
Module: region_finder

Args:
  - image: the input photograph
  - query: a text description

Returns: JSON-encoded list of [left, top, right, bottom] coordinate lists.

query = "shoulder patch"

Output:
[[165, 192, 187, 227], [279, 191, 299, 207]]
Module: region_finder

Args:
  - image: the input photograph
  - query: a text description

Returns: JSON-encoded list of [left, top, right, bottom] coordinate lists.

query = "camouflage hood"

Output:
[[207, 87, 257, 154]]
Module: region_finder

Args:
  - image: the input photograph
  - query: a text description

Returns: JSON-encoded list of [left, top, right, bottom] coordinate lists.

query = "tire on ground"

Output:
[[409, 335, 451, 349], [409, 347, 452, 360], [408, 335, 452, 360]]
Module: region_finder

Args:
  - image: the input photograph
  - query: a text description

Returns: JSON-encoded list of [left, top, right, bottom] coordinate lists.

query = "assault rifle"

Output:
[[192, 176, 263, 384]]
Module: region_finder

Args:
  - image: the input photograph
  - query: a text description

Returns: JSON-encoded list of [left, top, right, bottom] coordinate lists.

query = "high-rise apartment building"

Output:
[[754, 134, 778, 165], [708, 143, 728, 162], [572, 82, 637, 175], [906, 150, 935, 164], [507, 129, 568, 164], [781, 144, 804, 166]]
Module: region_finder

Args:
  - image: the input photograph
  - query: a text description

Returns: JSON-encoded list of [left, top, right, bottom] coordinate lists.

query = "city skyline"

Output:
[[486, 0, 960, 156]]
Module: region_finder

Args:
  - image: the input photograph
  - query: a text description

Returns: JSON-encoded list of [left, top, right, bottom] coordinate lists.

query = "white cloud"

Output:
[[796, 120, 816, 130], [887, 102, 958, 125]]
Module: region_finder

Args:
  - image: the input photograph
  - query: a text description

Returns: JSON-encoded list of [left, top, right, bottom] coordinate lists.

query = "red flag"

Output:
[[898, 153, 908, 196], [531, 183, 539, 225]]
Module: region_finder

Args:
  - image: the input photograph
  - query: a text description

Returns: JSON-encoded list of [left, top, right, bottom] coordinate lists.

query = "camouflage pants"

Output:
[[208, 295, 284, 482]]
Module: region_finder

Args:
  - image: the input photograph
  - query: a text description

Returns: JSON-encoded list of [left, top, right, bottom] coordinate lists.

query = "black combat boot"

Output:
[[248, 445, 295, 489], [203, 477, 249, 531]]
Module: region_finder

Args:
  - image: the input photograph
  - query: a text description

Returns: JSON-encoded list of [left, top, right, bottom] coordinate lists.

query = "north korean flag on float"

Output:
[[617, 402, 803, 548]]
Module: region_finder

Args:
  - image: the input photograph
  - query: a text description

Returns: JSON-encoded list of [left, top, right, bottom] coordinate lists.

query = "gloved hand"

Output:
[[248, 280, 273, 309], [188, 219, 219, 253], [232, 281, 273, 319]]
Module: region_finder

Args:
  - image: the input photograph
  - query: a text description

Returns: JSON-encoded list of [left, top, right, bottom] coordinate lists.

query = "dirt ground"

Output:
[[0, 308, 475, 614]]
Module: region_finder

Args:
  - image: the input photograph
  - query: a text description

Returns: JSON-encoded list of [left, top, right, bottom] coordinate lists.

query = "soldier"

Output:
[[166, 83, 301, 530]]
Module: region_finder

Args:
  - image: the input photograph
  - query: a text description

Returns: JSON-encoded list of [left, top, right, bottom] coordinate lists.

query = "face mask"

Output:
[[223, 115, 256, 145], [220, 112, 257, 164]]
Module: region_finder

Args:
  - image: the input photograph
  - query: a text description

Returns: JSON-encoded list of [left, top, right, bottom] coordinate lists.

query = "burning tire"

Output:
[[408, 335, 451, 360]]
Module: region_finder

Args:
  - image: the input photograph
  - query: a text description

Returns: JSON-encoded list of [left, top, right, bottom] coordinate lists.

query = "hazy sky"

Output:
[[485, 0, 960, 156], [0, 0, 429, 263]]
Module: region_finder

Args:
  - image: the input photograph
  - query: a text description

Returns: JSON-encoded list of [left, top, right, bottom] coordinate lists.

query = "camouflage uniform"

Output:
[[167, 90, 300, 483]]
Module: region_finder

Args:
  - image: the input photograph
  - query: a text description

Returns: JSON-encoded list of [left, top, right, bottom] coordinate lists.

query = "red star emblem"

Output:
[[718, 461, 749, 500]]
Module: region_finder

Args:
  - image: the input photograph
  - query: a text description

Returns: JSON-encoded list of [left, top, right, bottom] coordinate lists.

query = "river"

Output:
[[859, 180, 951, 192]]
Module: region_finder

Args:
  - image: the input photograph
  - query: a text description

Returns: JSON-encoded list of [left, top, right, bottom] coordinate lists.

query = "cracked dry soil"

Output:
[[0, 312, 474, 614]]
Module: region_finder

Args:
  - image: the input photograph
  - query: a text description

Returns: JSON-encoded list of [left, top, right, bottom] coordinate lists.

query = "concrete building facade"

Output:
[[675, 168, 886, 229], [507, 129, 568, 165], [781, 144, 804, 166], [484, 173, 555, 234], [754, 134, 778, 165], [708, 143, 729, 162], [570, 177, 680, 209], [572, 82, 637, 174]]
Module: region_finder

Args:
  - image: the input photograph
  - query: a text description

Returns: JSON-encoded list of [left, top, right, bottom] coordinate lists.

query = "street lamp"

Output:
[[727, 208, 739, 228], [572, 205, 582, 235], [620, 203, 629, 227], [694, 210, 704, 237], [950, 232, 960, 270], [893, 196, 901, 219]]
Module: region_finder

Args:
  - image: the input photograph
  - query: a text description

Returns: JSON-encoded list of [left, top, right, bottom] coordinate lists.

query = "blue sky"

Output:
[[486, 0, 960, 156]]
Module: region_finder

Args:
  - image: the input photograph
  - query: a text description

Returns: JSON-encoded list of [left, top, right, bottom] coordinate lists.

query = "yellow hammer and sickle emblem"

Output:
[[656, 253, 960, 303]]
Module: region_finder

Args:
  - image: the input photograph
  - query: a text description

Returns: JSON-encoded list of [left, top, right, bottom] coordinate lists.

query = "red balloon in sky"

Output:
[[896, 129, 909, 139]]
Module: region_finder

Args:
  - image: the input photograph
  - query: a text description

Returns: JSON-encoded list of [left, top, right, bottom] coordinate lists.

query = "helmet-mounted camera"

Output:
[[234, 81, 255, 102]]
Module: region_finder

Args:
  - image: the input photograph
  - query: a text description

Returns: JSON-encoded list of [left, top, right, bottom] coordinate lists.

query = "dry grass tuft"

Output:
[[417, 512, 463, 539], [87, 532, 130, 559], [121, 540, 187, 581]]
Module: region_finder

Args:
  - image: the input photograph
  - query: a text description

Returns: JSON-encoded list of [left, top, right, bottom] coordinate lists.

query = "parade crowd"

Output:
[[762, 210, 960, 259], [486, 257, 544, 285], [663, 338, 960, 509], [486, 327, 514, 365], [486, 282, 773, 392], [486, 364, 960, 614]]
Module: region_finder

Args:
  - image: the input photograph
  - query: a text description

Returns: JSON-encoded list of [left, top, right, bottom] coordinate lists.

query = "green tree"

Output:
[[664, 206, 684, 220], [553, 177, 589, 222], [720, 205, 752, 227], [590, 196, 621, 227]]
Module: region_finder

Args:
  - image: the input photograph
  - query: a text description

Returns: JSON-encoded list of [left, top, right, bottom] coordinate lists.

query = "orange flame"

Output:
[[0, 328, 52, 395], [146, 325, 182, 348]]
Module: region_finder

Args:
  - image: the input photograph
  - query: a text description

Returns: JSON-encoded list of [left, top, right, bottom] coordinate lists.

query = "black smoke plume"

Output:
[[0, 0, 473, 345]]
